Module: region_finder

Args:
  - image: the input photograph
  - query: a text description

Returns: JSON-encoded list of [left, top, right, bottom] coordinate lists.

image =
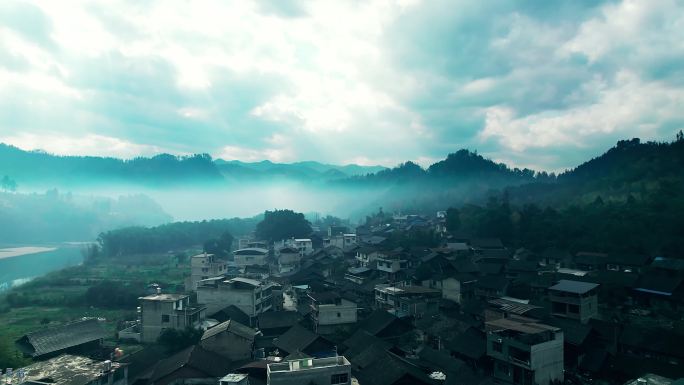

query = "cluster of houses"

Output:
[[6, 213, 684, 385]]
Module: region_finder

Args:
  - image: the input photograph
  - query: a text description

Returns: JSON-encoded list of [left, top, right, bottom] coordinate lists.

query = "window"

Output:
[[552, 302, 566, 314], [568, 304, 580, 314], [202, 267, 208, 273], [337, 312, 341, 317], [331, 373, 348, 384], [492, 341, 503, 353], [161, 314, 170, 323]]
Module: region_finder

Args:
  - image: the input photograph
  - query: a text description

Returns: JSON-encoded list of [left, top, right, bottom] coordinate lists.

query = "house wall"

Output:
[[441, 278, 462, 303], [188, 255, 226, 291], [487, 332, 564, 385], [141, 300, 174, 343], [234, 253, 268, 267], [530, 335, 564, 385], [200, 333, 253, 361], [316, 299, 357, 326], [549, 291, 598, 323], [268, 365, 351, 385], [198, 287, 257, 316]]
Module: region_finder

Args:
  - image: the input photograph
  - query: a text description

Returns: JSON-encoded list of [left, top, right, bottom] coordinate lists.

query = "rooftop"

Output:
[[267, 355, 350, 373], [6, 355, 124, 385], [234, 248, 269, 255], [15, 318, 107, 357], [486, 315, 560, 335], [549, 279, 599, 294], [140, 293, 188, 301]]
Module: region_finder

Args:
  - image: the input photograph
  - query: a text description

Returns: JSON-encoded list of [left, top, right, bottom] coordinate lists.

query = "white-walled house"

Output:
[[233, 248, 269, 267]]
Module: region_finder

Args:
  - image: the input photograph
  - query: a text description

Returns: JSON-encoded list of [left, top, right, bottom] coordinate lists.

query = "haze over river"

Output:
[[0, 245, 84, 291]]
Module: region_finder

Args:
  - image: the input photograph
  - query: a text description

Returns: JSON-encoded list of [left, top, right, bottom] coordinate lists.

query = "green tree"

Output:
[[255, 209, 312, 242], [445, 207, 461, 232], [158, 327, 202, 353], [1, 175, 17, 192], [203, 231, 234, 256]]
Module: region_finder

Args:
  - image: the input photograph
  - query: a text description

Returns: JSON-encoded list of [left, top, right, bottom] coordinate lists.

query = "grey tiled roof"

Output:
[[15, 319, 106, 357]]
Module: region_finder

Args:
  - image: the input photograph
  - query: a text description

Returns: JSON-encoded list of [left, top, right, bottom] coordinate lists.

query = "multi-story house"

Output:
[[196, 277, 275, 317], [185, 253, 227, 291], [267, 356, 351, 385], [233, 248, 269, 267], [139, 291, 206, 343], [308, 292, 358, 334], [376, 251, 409, 277], [548, 280, 599, 323], [374, 283, 441, 318], [275, 246, 301, 274], [355, 247, 378, 267], [486, 315, 564, 385], [324, 234, 357, 249]]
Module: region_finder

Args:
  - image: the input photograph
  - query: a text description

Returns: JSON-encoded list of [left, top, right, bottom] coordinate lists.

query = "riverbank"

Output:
[[0, 247, 57, 260], [0, 246, 84, 292], [0, 250, 193, 368]]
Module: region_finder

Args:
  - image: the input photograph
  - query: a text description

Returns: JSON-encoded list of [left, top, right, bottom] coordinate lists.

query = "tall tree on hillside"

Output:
[[1, 175, 17, 192], [255, 209, 312, 242], [203, 231, 234, 257], [445, 207, 461, 232]]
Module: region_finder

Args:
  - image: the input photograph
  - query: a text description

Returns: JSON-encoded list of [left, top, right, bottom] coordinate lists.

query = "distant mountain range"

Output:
[[2, 135, 683, 211], [213, 159, 386, 182], [0, 143, 385, 187]]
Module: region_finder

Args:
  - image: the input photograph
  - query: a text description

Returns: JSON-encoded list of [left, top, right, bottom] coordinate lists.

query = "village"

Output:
[[3, 211, 684, 385]]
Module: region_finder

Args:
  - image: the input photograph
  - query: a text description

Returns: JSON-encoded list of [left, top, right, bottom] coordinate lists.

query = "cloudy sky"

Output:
[[1, 0, 683, 170]]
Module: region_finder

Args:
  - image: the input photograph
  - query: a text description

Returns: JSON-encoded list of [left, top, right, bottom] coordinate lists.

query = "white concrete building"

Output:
[[324, 234, 357, 249], [308, 292, 357, 334], [186, 253, 227, 291], [139, 292, 205, 343], [486, 315, 564, 385], [233, 248, 269, 267], [267, 356, 351, 385], [275, 246, 301, 274], [275, 238, 314, 257], [196, 277, 275, 317]]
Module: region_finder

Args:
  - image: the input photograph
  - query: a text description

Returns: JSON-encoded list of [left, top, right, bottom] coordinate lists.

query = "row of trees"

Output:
[[446, 182, 684, 256], [98, 217, 258, 257]]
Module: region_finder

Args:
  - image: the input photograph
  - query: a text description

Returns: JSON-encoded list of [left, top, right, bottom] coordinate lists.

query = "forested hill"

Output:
[[336, 134, 684, 213], [0, 144, 222, 187], [343, 149, 552, 185], [507, 136, 684, 206], [0, 144, 385, 187]]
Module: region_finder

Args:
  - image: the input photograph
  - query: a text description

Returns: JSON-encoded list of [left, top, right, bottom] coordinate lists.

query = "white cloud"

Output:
[[479, 71, 684, 152], [0, 133, 164, 159]]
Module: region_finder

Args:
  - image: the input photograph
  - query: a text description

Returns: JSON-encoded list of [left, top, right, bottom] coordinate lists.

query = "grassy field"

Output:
[[0, 251, 195, 368]]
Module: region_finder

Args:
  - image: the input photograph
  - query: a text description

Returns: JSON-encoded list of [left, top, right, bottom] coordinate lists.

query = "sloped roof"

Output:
[[210, 304, 251, 325], [355, 351, 439, 385], [15, 318, 106, 357], [343, 330, 391, 365], [605, 253, 651, 266], [201, 320, 255, 341], [257, 311, 299, 330], [549, 279, 599, 294], [273, 324, 319, 354], [545, 317, 592, 346], [445, 327, 486, 360], [357, 309, 404, 336], [151, 345, 239, 382], [634, 273, 683, 295], [488, 298, 540, 315], [417, 347, 466, 373], [475, 276, 509, 291], [470, 238, 504, 249]]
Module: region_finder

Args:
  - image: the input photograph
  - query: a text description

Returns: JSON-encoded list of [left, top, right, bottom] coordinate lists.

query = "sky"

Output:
[[1, 0, 683, 171]]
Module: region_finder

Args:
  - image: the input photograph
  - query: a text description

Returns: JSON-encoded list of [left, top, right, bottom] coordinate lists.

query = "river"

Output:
[[0, 244, 85, 292]]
